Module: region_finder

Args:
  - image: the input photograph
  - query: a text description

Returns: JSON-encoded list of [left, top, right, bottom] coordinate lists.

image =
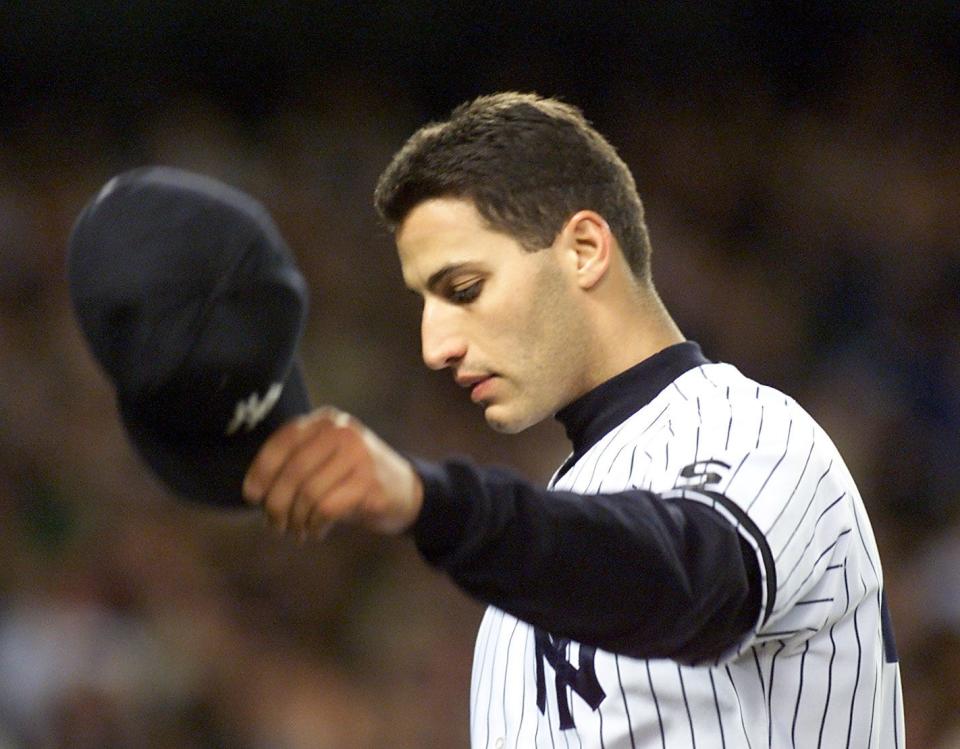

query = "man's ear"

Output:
[[559, 210, 612, 290]]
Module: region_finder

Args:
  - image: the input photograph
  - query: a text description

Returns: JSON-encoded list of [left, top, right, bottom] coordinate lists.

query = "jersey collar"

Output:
[[554, 341, 710, 479]]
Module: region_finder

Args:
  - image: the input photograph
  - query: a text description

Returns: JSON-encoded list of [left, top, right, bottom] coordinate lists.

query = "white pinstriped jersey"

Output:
[[469, 360, 904, 748]]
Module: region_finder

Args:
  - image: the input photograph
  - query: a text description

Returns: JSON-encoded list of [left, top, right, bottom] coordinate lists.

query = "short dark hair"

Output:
[[374, 92, 652, 280]]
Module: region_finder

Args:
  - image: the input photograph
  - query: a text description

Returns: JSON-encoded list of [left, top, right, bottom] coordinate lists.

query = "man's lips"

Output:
[[456, 374, 495, 403]]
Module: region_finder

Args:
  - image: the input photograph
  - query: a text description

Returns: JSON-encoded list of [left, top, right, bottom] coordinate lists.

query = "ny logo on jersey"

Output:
[[675, 459, 731, 490], [226, 383, 284, 436], [535, 629, 606, 730]]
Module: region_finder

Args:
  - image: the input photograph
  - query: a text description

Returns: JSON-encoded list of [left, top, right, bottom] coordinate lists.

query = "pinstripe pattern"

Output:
[[469, 362, 903, 747]]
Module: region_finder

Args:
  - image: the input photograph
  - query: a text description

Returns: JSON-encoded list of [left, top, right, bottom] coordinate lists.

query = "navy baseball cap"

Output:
[[67, 166, 312, 507]]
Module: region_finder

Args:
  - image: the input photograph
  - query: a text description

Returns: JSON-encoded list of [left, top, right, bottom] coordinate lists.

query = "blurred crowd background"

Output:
[[1, 2, 958, 747]]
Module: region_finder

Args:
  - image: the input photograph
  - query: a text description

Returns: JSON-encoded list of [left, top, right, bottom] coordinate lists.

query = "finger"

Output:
[[307, 519, 337, 544], [304, 472, 366, 540], [287, 449, 358, 537], [261, 444, 337, 532], [243, 407, 342, 504], [261, 429, 341, 534]]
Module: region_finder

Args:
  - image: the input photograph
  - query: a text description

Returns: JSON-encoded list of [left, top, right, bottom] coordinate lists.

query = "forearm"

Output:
[[411, 457, 761, 662]]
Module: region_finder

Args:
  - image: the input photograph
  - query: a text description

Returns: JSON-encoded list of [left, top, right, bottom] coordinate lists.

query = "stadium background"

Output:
[[0, 3, 958, 746]]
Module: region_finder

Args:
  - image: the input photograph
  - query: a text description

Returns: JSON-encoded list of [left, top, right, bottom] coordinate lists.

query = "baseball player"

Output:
[[243, 93, 904, 747]]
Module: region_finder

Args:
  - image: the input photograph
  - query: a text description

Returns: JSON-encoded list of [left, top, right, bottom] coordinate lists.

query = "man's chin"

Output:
[[482, 404, 539, 434]]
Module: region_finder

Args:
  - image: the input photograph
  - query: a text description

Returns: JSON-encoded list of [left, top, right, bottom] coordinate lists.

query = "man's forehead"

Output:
[[396, 198, 483, 245], [395, 198, 491, 288]]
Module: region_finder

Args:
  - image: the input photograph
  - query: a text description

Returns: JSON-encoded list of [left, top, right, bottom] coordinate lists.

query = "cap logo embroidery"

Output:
[[226, 383, 284, 435]]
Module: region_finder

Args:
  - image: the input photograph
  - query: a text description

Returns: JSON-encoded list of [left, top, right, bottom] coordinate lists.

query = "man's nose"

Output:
[[421, 302, 466, 370]]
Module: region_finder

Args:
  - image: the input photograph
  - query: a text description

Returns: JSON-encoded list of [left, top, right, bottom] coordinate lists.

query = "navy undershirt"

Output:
[[554, 341, 710, 480], [411, 342, 762, 661]]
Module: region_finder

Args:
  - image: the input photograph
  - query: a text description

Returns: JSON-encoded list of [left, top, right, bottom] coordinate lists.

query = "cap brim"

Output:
[[123, 360, 312, 508]]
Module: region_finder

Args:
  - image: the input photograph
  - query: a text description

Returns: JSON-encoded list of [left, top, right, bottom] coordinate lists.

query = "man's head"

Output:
[[376, 93, 664, 433], [374, 92, 652, 281]]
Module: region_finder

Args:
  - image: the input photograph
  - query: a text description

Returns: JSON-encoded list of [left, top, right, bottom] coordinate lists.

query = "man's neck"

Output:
[[582, 285, 685, 394]]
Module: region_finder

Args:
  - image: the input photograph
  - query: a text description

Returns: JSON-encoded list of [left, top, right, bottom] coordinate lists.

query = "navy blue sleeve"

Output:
[[410, 457, 761, 662]]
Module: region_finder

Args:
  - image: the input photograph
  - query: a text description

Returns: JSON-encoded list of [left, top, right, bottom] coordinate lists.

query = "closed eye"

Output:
[[449, 279, 484, 304]]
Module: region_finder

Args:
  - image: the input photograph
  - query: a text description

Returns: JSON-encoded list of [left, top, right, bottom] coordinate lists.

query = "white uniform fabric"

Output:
[[469, 361, 904, 748]]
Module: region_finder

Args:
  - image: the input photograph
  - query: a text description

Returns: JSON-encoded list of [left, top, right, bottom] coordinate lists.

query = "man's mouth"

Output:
[[469, 376, 495, 403], [456, 373, 495, 403]]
